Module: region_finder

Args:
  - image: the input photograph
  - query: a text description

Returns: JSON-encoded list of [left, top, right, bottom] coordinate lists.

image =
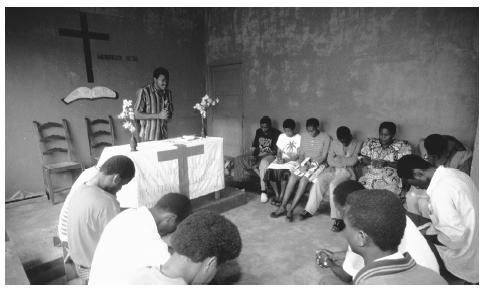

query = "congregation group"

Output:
[[232, 115, 478, 285], [55, 113, 478, 285]]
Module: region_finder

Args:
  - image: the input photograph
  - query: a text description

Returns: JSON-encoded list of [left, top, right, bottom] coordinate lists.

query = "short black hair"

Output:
[[260, 116, 272, 126], [396, 154, 433, 179], [424, 134, 446, 157], [306, 118, 319, 128], [153, 67, 169, 82], [345, 189, 406, 252], [333, 180, 365, 206], [154, 193, 192, 223], [282, 119, 296, 130], [379, 121, 396, 136], [100, 155, 135, 182], [171, 210, 242, 265], [336, 126, 352, 141]]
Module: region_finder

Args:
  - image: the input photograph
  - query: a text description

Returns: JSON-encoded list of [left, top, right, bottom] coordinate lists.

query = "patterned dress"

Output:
[[358, 138, 412, 194], [134, 83, 174, 141]]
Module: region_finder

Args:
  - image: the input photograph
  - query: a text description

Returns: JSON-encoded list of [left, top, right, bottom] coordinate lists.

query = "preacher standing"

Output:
[[134, 67, 174, 141]]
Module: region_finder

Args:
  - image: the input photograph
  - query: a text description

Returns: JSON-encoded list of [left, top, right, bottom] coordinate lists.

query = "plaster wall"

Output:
[[207, 8, 478, 152], [6, 8, 207, 199]]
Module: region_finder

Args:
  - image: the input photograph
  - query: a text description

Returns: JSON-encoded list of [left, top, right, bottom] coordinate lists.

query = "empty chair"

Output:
[[85, 115, 115, 166], [33, 119, 84, 205]]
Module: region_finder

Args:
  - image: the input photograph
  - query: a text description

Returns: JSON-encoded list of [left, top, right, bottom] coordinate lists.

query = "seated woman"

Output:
[[233, 116, 281, 202], [358, 121, 412, 195], [405, 133, 473, 226], [299, 126, 362, 232], [270, 118, 331, 222], [264, 119, 301, 206]]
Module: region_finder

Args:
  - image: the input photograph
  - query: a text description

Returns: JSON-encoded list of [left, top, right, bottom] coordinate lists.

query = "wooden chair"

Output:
[[33, 119, 84, 205], [85, 115, 115, 166]]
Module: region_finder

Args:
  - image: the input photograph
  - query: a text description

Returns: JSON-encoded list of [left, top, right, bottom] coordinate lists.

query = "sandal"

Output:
[[286, 210, 294, 222], [270, 209, 287, 218], [330, 219, 345, 232], [270, 198, 278, 206]]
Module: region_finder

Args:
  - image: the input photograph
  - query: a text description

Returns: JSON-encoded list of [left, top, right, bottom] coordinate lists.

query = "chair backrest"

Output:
[[33, 119, 77, 165], [85, 115, 115, 165]]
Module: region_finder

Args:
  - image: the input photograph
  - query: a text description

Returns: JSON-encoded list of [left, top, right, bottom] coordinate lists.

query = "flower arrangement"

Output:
[[118, 99, 136, 133], [193, 94, 220, 119]]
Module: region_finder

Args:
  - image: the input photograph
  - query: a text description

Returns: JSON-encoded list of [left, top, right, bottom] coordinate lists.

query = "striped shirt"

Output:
[[353, 252, 446, 285], [134, 83, 174, 141], [300, 131, 331, 162]]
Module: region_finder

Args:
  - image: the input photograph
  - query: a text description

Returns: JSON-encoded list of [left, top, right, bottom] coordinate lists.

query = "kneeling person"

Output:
[[89, 193, 192, 285], [128, 210, 242, 284], [343, 189, 445, 284]]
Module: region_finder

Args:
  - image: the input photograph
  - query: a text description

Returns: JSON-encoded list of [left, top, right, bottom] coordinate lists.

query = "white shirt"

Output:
[[127, 266, 186, 285], [276, 133, 301, 160], [88, 207, 171, 285], [426, 166, 479, 283], [342, 215, 439, 278], [57, 167, 99, 242]]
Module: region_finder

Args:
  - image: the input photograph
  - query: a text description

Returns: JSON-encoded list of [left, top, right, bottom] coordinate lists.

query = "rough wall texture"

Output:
[[6, 8, 206, 199], [207, 8, 478, 151]]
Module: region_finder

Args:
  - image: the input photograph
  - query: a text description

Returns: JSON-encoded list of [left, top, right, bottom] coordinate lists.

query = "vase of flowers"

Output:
[[193, 94, 220, 138], [118, 99, 138, 151]]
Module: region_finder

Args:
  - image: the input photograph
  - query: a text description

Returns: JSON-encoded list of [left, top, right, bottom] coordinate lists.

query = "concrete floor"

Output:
[[5, 186, 464, 285], [221, 194, 347, 285]]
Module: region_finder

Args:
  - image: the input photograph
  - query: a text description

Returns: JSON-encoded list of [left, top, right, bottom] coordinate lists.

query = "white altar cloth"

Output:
[[97, 136, 225, 208]]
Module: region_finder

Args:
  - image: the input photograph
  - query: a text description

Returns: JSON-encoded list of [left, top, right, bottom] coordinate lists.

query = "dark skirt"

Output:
[[264, 168, 291, 182]]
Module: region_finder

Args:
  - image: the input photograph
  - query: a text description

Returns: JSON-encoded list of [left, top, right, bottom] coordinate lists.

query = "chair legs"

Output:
[[44, 170, 55, 205]]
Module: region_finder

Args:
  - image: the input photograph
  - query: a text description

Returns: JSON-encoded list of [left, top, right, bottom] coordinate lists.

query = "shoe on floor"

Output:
[[260, 192, 268, 203], [330, 219, 345, 232], [298, 210, 313, 221]]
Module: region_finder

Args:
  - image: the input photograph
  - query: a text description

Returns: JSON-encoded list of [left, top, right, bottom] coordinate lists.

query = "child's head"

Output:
[[305, 118, 320, 137], [343, 189, 406, 256], [260, 116, 272, 133], [282, 119, 296, 137], [336, 126, 352, 146], [167, 210, 242, 284], [333, 180, 365, 215]]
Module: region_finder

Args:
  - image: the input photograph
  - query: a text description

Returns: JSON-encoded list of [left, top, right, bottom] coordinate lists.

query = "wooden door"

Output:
[[208, 63, 243, 158]]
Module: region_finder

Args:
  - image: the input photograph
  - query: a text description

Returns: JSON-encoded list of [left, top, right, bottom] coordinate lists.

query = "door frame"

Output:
[[207, 61, 245, 156]]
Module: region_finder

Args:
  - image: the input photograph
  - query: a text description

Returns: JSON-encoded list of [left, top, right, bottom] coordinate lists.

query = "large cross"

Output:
[[157, 144, 205, 197], [58, 12, 110, 83]]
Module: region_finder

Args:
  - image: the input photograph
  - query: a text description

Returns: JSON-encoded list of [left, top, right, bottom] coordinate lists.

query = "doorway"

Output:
[[208, 63, 243, 158]]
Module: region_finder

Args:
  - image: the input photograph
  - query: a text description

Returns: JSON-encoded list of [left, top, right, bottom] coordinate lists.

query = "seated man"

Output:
[[322, 189, 446, 285], [264, 118, 301, 206], [397, 155, 478, 284], [270, 118, 331, 222], [233, 115, 281, 202], [88, 193, 192, 285], [127, 210, 242, 284], [299, 126, 362, 231], [405, 134, 473, 224], [67, 155, 135, 284], [317, 180, 439, 284]]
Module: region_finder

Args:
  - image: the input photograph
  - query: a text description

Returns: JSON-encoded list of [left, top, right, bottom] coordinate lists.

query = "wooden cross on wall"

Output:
[[58, 12, 109, 83]]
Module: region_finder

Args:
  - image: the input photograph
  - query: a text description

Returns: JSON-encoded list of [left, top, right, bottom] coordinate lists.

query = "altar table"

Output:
[[97, 136, 225, 208]]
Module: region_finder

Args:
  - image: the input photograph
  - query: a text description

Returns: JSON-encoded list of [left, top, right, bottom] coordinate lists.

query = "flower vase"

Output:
[[201, 117, 207, 138], [130, 133, 138, 151]]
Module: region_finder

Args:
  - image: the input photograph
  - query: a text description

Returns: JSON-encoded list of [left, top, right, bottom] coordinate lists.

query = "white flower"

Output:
[[129, 125, 136, 133], [128, 111, 135, 120], [202, 94, 209, 100], [216, 98, 220, 103]]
